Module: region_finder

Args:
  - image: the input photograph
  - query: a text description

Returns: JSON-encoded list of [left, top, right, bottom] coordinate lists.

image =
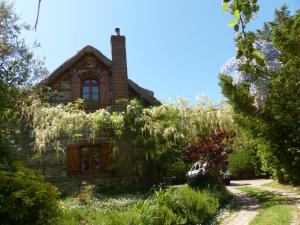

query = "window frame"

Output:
[[81, 79, 100, 110], [67, 143, 112, 176], [80, 145, 101, 175]]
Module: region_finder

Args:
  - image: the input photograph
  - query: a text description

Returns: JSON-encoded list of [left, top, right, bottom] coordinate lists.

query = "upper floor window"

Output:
[[82, 79, 99, 110]]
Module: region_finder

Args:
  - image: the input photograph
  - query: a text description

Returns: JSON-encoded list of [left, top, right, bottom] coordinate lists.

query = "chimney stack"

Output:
[[111, 28, 128, 103]]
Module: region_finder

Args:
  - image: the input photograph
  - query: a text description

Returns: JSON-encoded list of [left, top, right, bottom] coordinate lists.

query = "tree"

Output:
[[0, 0, 47, 170], [220, 3, 300, 184]]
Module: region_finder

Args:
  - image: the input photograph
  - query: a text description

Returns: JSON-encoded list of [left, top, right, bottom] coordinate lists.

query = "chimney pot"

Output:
[[115, 28, 120, 36]]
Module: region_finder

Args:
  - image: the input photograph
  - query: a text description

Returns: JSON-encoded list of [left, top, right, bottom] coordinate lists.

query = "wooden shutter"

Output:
[[101, 143, 112, 170], [68, 145, 81, 175]]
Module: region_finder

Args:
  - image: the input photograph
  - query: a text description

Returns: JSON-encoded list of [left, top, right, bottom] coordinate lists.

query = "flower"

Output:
[[253, 40, 282, 72], [232, 71, 250, 85], [220, 57, 239, 75], [220, 39, 281, 108]]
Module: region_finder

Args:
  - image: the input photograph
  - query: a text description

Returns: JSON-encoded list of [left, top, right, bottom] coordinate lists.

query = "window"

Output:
[[82, 79, 99, 110], [81, 146, 101, 174], [67, 144, 112, 175]]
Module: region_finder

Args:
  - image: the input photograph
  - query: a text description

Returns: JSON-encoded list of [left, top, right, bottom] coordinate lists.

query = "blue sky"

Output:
[[14, 0, 300, 103]]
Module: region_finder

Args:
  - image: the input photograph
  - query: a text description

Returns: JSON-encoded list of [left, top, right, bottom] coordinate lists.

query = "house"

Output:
[[23, 28, 160, 192]]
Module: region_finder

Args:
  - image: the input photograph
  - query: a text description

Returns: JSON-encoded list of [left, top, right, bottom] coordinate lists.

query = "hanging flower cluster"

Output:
[[23, 98, 235, 154], [220, 39, 282, 108]]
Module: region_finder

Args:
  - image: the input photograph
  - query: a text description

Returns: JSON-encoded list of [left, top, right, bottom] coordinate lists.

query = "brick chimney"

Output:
[[110, 28, 128, 103]]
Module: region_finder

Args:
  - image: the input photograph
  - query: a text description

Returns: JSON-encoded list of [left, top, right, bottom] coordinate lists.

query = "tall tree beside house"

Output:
[[0, 2, 62, 225], [0, 0, 43, 165], [220, 4, 300, 184], [0, 0, 47, 170]]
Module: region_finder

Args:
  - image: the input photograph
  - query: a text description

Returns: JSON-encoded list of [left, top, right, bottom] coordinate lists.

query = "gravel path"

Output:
[[222, 179, 300, 225], [221, 186, 259, 225]]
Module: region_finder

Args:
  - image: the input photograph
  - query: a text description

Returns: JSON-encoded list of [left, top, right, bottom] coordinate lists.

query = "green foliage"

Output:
[[228, 130, 263, 178], [136, 185, 226, 225], [222, 0, 260, 31], [174, 186, 219, 224], [219, 6, 300, 184], [24, 97, 234, 177], [61, 185, 232, 225], [0, 1, 47, 169], [137, 188, 185, 225], [0, 165, 61, 225]]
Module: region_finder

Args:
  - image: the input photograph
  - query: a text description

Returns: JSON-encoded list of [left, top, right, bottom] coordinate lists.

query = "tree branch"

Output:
[[34, 0, 42, 31]]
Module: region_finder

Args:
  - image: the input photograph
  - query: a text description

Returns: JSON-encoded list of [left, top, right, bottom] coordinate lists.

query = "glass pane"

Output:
[[81, 147, 89, 172], [83, 93, 89, 100], [92, 147, 101, 171], [83, 86, 89, 93], [83, 80, 90, 84], [91, 80, 97, 84], [92, 87, 99, 92], [92, 93, 99, 100]]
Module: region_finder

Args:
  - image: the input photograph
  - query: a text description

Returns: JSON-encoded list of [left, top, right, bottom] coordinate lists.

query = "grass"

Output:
[[264, 181, 300, 195], [264, 181, 300, 224], [239, 187, 292, 225]]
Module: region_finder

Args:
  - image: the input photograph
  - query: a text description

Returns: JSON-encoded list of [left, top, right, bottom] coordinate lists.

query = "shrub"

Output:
[[137, 188, 184, 225], [174, 186, 219, 224], [0, 167, 61, 225], [136, 185, 224, 225], [228, 148, 259, 178], [228, 131, 263, 179]]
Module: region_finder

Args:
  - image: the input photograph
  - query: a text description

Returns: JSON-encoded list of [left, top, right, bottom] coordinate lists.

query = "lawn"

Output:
[[264, 181, 300, 195], [239, 187, 292, 225]]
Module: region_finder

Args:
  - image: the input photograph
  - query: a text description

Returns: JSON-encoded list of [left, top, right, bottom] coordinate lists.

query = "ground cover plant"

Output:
[[60, 184, 232, 225], [240, 187, 292, 225]]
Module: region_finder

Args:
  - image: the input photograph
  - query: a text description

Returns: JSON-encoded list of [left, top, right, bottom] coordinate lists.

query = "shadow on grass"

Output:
[[240, 187, 286, 208]]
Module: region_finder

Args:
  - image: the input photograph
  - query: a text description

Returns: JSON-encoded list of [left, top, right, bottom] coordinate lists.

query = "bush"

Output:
[[228, 131, 263, 179], [136, 185, 227, 225], [0, 166, 61, 225], [174, 186, 219, 224], [229, 148, 259, 178], [137, 188, 184, 225], [193, 176, 232, 206]]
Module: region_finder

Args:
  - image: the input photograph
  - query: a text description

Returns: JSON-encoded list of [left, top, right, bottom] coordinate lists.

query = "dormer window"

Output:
[[82, 79, 99, 110]]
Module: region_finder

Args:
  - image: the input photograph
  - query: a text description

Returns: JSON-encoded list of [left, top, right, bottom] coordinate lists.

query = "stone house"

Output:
[[24, 28, 160, 192]]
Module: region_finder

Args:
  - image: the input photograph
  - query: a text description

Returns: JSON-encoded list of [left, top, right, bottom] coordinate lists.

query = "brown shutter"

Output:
[[68, 145, 81, 175], [101, 143, 112, 170]]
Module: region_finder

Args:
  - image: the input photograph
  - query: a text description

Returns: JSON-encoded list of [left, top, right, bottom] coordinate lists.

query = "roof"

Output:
[[44, 45, 112, 85], [128, 79, 160, 106], [43, 45, 160, 106]]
